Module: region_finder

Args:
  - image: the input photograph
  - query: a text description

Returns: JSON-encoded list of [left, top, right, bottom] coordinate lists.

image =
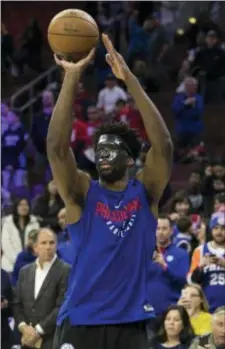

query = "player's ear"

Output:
[[127, 157, 134, 167]]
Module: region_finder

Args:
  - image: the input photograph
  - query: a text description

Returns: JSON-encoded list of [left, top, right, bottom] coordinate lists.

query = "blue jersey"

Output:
[[201, 243, 225, 312], [59, 179, 157, 325], [173, 232, 193, 254]]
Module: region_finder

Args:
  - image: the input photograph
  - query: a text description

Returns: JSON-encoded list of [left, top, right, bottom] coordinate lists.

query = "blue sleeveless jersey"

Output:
[[201, 243, 225, 312], [173, 232, 193, 254], [59, 179, 156, 325]]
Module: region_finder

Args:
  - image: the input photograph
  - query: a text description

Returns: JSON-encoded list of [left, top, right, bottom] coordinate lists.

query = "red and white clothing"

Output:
[[97, 86, 127, 114], [71, 119, 89, 150], [116, 106, 147, 141]]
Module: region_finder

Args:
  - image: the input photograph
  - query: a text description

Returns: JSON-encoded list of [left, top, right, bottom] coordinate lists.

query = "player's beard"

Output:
[[98, 163, 127, 183], [96, 147, 129, 183]]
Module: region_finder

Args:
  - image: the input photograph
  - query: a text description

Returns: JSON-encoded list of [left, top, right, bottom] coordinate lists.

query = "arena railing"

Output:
[[10, 65, 57, 119]]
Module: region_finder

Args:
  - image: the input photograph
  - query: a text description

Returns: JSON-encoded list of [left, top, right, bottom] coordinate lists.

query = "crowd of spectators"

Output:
[[1, 2, 225, 349], [2, 19, 43, 77]]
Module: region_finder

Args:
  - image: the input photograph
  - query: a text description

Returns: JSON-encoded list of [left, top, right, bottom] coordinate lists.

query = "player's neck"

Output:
[[100, 176, 128, 192]]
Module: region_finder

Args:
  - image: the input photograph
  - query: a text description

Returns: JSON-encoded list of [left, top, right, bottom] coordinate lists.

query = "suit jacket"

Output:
[[14, 257, 70, 349]]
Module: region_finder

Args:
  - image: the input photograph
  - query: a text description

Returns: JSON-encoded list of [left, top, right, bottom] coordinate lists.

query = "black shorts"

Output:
[[53, 318, 148, 349]]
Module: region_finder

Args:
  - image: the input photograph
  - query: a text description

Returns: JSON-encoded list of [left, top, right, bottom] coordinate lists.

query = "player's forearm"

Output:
[[47, 72, 79, 153], [125, 72, 172, 151]]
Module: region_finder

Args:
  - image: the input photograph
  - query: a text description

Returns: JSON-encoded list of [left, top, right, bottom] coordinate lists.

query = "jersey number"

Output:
[[210, 273, 225, 286]]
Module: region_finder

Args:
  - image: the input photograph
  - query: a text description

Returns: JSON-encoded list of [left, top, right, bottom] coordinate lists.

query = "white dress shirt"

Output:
[[34, 254, 57, 299]]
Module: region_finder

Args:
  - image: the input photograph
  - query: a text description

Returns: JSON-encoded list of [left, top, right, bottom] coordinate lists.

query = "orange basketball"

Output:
[[47, 9, 99, 61]]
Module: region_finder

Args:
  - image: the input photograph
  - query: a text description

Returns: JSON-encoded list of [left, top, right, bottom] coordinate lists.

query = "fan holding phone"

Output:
[[188, 215, 225, 312]]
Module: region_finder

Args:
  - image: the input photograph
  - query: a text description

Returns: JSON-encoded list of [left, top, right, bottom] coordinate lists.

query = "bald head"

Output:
[[184, 77, 198, 86], [34, 228, 56, 243], [184, 76, 198, 95]]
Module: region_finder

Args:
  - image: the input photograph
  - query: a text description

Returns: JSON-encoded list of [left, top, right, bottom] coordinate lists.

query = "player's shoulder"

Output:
[[130, 177, 146, 190]]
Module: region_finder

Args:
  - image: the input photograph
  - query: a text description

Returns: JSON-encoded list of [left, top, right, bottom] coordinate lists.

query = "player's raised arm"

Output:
[[47, 50, 95, 210], [102, 34, 173, 211]]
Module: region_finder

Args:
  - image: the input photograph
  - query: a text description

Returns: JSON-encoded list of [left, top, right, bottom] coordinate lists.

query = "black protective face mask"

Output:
[[95, 134, 132, 183]]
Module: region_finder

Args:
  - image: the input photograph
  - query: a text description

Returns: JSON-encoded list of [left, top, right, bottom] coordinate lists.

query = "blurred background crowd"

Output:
[[1, 1, 225, 349]]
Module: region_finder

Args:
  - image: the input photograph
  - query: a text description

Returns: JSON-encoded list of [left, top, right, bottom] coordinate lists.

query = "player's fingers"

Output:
[[86, 47, 96, 62], [117, 53, 126, 65], [105, 53, 113, 66], [105, 35, 120, 61], [80, 47, 96, 66], [102, 34, 115, 56], [54, 54, 63, 66], [102, 33, 110, 50], [103, 36, 124, 65]]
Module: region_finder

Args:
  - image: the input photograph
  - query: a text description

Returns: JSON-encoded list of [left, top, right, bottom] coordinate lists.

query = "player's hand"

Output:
[[102, 33, 131, 81], [54, 48, 95, 74]]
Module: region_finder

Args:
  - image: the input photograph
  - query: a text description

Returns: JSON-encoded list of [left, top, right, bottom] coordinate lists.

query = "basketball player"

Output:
[[49, 34, 173, 349]]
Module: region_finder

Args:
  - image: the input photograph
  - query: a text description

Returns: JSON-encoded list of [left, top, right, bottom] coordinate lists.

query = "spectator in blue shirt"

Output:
[[127, 13, 150, 65], [149, 215, 190, 316], [172, 77, 204, 151]]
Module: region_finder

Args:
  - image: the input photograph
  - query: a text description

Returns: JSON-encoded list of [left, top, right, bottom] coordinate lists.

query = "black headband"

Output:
[[97, 134, 134, 159]]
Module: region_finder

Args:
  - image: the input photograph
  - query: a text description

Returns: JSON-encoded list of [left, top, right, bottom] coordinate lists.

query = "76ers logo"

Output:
[[95, 197, 141, 237]]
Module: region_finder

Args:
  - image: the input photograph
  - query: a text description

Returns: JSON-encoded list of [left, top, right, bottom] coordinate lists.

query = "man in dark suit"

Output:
[[14, 228, 70, 349]]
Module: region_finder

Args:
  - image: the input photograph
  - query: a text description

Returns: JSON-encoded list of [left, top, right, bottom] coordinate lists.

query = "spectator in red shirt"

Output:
[[114, 99, 127, 120], [115, 95, 147, 141], [86, 105, 103, 139], [71, 106, 103, 178], [71, 118, 89, 153], [73, 82, 94, 121]]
